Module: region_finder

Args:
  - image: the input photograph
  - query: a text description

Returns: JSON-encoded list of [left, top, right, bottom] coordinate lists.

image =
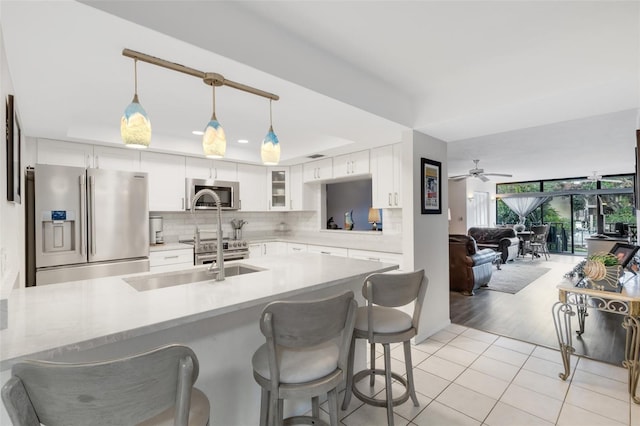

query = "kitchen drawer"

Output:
[[149, 249, 193, 267], [306, 245, 348, 257], [348, 249, 403, 270], [287, 242, 308, 253]]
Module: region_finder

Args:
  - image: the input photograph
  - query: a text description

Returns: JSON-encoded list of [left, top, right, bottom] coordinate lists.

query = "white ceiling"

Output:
[[2, 1, 639, 182]]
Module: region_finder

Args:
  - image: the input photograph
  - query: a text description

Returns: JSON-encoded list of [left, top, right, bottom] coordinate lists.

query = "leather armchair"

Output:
[[468, 227, 520, 263], [449, 234, 496, 296]]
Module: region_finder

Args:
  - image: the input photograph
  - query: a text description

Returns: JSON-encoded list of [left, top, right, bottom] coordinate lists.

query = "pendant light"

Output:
[[261, 99, 280, 165], [121, 59, 151, 149], [202, 83, 226, 158]]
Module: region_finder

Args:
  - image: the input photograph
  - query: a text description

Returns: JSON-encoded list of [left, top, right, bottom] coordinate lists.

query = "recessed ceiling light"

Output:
[[238, 139, 249, 144], [192, 130, 204, 136]]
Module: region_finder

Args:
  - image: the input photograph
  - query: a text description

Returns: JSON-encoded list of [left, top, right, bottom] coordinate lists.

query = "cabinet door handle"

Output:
[[95, 156, 100, 169], [394, 193, 398, 206], [164, 255, 179, 260], [320, 251, 330, 255], [182, 197, 185, 210], [213, 167, 217, 179], [269, 200, 271, 210], [388, 193, 392, 206]]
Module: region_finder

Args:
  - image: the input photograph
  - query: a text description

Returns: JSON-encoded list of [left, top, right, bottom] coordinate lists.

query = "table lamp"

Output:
[[368, 208, 381, 231]]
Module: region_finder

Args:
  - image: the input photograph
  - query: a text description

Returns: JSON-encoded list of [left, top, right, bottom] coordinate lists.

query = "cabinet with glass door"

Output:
[[267, 167, 289, 211]]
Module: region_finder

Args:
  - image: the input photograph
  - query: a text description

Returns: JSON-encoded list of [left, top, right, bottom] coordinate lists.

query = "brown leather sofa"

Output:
[[449, 234, 497, 296], [467, 227, 520, 264]]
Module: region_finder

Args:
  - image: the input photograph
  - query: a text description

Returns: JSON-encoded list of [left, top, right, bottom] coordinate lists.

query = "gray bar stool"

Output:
[[1, 344, 210, 426], [252, 290, 357, 426], [342, 270, 428, 426]]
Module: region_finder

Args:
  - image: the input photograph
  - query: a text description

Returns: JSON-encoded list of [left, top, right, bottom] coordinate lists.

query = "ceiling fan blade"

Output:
[[449, 174, 470, 180], [483, 173, 513, 178], [478, 175, 490, 182]]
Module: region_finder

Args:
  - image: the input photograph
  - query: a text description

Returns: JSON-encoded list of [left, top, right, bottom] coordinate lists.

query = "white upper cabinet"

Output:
[[267, 167, 289, 211], [303, 158, 333, 183], [185, 157, 237, 181], [37, 139, 141, 172], [93, 145, 141, 171], [333, 150, 370, 179], [212, 160, 237, 181], [371, 143, 402, 208], [237, 163, 267, 211], [37, 139, 94, 168], [185, 157, 212, 179], [140, 151, 186, 212], [289, 164, 313, 211]]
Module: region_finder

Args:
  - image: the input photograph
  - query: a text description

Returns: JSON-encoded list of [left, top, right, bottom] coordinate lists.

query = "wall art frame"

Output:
[[421, 157, 441, 214], [5, 94, 20, 203]]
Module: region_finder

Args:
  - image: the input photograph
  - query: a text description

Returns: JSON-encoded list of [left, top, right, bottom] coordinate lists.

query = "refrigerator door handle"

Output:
[[79, 174, 86, 256], [89, 175, 96, 256]]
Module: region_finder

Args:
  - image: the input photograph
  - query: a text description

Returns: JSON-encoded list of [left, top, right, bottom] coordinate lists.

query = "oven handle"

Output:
[[195, 251, 250, 264]]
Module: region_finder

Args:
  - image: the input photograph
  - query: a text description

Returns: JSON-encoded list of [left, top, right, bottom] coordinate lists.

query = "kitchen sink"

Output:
[[124, 264, 265, 292]]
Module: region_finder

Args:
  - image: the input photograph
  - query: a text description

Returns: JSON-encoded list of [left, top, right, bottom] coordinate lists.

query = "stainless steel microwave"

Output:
[[185, 178, 240, 210]]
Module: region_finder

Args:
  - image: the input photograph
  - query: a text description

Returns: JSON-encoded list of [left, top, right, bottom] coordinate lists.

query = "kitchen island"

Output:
[[0, 252, 397, 425]]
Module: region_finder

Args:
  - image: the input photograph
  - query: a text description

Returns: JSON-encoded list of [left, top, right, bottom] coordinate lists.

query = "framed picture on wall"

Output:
[[5, 94, 14, 202], [5, 94, 20, 203], [421, 157, 441, 214]]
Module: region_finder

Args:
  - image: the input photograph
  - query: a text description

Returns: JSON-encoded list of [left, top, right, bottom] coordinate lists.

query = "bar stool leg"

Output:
[[341, 335, 356, 410], [312, 396, 320, 418], [328, 388, 339, 426], [383, 343, 394, 426], [403, 340, 419, 406], [369, 342, 376, 387], [259, 388, 269, 426]]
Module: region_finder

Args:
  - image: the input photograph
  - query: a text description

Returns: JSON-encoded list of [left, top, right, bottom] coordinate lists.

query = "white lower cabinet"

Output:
[[287, 243, 308, 254], [348, 248, 403, 271], [149, 248, 193, 273], [249, 242, 287, 258], [306, 245, 348, 257]]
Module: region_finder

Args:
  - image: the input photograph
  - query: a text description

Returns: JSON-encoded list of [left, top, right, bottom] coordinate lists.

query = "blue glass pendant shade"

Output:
[[203, 114, 227, 158], [121, 94, 151, 148], [261, 125, 280, 165]]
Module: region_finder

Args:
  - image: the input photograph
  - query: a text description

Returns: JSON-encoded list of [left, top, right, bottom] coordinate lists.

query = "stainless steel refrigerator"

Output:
[[27, 164, 149, 285]]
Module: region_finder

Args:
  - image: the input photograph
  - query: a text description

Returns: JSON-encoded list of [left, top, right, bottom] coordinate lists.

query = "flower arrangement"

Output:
[[565, 252, 622, 290], [583, 252, 621, 289]]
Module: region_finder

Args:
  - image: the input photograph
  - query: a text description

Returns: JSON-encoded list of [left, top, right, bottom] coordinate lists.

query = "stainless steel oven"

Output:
[[181, 238, 250, 265], [195, 250, 249, 265]]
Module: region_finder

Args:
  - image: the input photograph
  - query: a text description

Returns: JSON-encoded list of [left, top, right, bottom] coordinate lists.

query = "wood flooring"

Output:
[[449, 254, 627, 365]]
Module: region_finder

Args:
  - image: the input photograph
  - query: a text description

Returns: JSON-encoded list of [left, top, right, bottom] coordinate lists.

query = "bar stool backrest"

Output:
[[2, 344, 201, 426], [259, 290, 357, 385], [362, 269, 428, 331]]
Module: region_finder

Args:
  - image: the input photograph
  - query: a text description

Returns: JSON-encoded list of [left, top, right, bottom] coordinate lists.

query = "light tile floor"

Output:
[[313, 324, 636, 425]]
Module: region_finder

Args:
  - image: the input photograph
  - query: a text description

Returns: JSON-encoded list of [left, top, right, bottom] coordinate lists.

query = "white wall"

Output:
[[0, 18, 25, 325], [448, 177, 497, 234], [401, 130, 450, 341]]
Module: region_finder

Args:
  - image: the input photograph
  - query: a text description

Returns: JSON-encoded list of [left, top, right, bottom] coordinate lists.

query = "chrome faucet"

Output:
[[190, 189, 225, 281]]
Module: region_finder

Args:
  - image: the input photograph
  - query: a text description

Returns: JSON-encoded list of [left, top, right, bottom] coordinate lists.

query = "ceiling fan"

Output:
[[586, 171, 622, 183], [449, 159, 513, 182]]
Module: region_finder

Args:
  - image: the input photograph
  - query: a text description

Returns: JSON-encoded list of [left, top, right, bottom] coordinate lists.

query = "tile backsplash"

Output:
[[152, 208, 402, 244]]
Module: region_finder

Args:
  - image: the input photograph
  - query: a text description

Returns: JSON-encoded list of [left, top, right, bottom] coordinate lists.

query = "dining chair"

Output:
[[341, 269, 428, 426], [530, 224, 550, 260], [1, 344, 210, 426], [252, 290, 357, 426]]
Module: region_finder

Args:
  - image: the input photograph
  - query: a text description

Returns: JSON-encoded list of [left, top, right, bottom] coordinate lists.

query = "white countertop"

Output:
[[0, 253, 397, 369]]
